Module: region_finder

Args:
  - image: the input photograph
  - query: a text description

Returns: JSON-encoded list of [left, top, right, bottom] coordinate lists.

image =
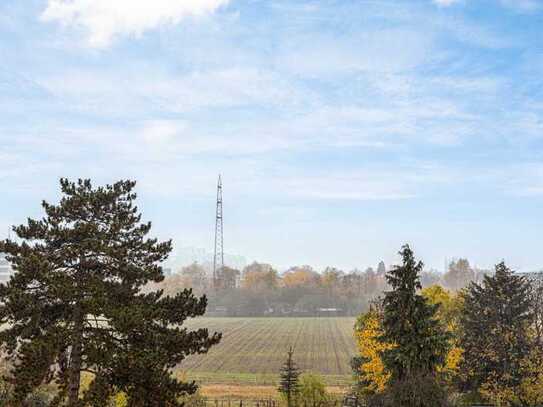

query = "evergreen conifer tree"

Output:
[[380, 244, 450, 379], [0, 179, 221, 406], [459, 262, 533, 397], [278, 347, 300, 407], [378, 245, 450, 406]]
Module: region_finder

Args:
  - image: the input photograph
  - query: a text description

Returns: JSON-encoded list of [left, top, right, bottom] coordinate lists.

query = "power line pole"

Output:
[[213, 175, 224, 289]]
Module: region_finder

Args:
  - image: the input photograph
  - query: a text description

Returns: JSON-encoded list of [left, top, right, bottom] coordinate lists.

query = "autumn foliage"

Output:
[[354, 252, 543, 407]]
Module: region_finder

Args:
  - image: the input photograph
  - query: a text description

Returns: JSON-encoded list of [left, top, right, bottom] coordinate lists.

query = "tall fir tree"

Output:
[[377, 245, 450, 406], [278, 347, 300, 407], [459, 262, 533, 398], [380, 245, 450, 380], [0, 179, 221, 406]]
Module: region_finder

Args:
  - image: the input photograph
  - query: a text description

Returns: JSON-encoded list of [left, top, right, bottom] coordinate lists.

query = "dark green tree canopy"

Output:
[[380, 244, 450, 382], [0, 179, 221, 406], [459, 262, 533, 393]]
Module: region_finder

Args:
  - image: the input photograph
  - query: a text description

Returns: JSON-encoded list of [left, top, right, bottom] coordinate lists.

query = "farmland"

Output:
[[179, 317, 357, 386]]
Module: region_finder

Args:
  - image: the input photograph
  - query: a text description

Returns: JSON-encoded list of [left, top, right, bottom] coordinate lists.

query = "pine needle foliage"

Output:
[[380, 244, 450, 381], [278, 347, 301, 407], [0, 179, 221, 406], [459, 262, 533, 399]]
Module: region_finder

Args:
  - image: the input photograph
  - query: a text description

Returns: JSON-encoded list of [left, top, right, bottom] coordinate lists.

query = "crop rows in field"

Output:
[[179, 317, 356, 383]]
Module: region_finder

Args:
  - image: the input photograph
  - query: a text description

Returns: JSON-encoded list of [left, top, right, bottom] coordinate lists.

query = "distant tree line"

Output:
[[153, 257, 491, 317]]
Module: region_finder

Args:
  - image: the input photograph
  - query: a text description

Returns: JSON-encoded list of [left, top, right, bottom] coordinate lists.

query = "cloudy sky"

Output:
[[1, 0, 543, 272]]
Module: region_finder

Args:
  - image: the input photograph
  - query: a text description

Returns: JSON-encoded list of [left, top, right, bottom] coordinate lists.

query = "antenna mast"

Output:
[[213, 175, 224, 288]]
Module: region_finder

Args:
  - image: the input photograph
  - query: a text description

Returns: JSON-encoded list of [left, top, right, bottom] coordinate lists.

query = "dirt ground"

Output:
[[200, 384, 349, 399]]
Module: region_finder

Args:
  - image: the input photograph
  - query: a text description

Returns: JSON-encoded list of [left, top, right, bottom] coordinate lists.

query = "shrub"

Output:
[[297, 373, 330, 407], [178, 391, 206, 407]]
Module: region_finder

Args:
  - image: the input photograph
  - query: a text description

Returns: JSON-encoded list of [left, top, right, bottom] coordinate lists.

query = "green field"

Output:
[[179, 317, 357, 386]]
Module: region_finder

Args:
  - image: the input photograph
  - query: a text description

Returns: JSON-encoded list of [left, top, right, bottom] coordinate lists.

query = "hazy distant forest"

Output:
[[154, 258, 491, 317]]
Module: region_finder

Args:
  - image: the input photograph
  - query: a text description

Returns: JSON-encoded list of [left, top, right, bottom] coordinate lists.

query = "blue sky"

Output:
[[1, 0, 543, 272]]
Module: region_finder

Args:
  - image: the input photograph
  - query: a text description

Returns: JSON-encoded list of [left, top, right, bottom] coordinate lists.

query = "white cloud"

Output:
[[41, 0, 229, 47], [142, 68, 308, 112], [141, 120, 186, 145], [276, 29, 433, 76], [38, 67, 307, 114]]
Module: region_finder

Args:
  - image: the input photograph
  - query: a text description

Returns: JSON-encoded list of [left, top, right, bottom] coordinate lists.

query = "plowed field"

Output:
[[180, 317, 356, 385]]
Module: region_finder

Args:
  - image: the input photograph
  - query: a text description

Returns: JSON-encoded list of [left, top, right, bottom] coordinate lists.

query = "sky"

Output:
[[1, 0, 543, 272]]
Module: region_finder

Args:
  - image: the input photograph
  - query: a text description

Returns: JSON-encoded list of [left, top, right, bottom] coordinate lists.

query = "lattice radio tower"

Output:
[[213, 175, 224, 288]]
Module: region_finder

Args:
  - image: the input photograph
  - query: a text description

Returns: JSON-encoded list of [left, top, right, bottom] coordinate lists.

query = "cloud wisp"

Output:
[[433, 0, 461, 6], [41, 0, 230, 47], [433, 0, 540, 12]]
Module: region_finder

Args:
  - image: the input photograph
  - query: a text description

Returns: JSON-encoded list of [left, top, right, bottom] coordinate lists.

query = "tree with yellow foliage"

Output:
[[421, 285, 464, 382], [282, 266, 320, 288], [352, 306, 391, 396], [353, 284, 464, 399], [241, 262, 280, 291]]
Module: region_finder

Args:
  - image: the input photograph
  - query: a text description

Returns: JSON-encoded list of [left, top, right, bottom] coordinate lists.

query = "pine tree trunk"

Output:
[[68, 307, 83, 406]]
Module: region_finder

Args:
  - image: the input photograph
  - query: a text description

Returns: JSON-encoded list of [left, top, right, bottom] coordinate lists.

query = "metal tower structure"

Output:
[[213, 175, 224, 288]]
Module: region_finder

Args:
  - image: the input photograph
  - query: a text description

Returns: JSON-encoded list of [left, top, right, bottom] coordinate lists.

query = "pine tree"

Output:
[[0, 179, 221, 406], [378, 245, 450, 406], [278, 347, 300, 407], [459, 262, 533, 398], [380, 244, 450, 380]]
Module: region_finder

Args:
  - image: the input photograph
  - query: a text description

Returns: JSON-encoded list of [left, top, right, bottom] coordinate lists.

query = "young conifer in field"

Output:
[[278, 346, 300, 407], [0, 178, 221, 406]]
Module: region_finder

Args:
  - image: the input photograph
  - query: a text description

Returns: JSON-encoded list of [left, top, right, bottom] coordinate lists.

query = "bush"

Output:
[[297, 373, 330, 407], [178, 391, 206, 407]]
